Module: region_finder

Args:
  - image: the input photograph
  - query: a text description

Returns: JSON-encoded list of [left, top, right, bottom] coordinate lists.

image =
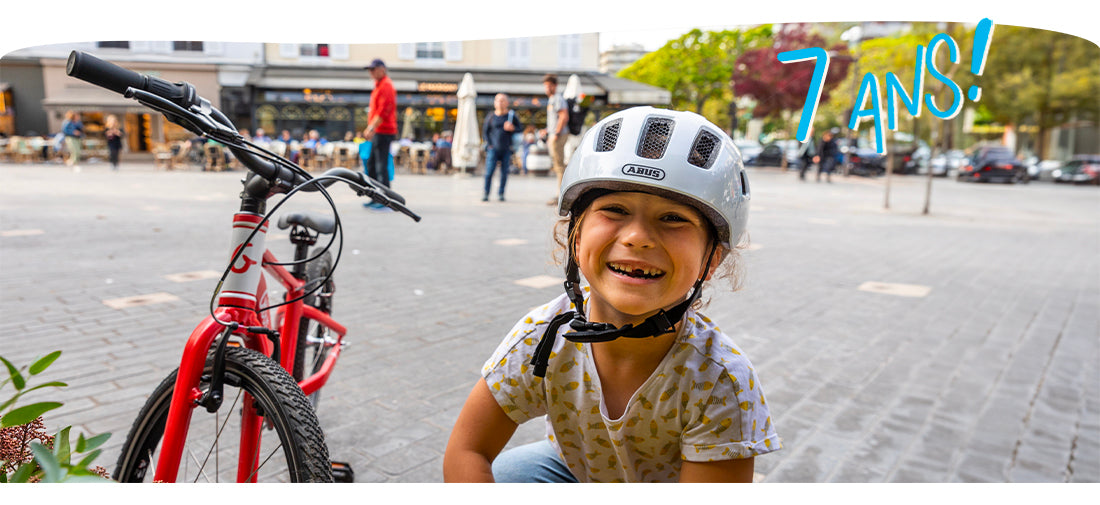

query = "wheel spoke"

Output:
[[193, 387, 243, 482], [245, 442, 285, 482]]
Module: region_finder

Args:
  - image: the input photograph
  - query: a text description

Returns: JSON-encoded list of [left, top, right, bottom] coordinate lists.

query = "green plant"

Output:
[[1, 352, 111, 483]]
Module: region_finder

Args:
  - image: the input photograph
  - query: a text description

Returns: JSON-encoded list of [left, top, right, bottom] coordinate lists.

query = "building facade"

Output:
[[2, 41, 263, 154], [1, 35, 669, 157]]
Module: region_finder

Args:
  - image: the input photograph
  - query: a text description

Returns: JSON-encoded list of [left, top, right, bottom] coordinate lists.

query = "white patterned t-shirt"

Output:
[[482, 293, 782, 482]]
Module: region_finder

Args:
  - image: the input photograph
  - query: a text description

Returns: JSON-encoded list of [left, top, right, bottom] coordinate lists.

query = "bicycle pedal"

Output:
[[331, 461, 354, 483]]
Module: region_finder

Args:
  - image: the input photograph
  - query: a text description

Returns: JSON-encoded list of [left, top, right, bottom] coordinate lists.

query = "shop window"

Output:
[[173, 41, 204, 52], [97, 41, 130, 49]]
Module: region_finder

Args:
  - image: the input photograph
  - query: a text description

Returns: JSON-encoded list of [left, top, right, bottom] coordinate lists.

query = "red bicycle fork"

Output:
[[151, 212, 347, 483]]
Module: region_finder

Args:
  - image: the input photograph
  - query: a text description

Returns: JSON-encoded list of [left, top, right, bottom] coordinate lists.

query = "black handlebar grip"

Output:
[[66, 51, 145, 96], [67, 51, 200, 109]]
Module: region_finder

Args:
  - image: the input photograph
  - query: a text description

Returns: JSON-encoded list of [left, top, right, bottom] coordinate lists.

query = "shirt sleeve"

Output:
[[680, 363, 781, 462], [481, 314, 549, 425]]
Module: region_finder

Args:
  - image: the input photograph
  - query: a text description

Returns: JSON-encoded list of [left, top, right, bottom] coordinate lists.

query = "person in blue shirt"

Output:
[[481, 94, 523, 202]]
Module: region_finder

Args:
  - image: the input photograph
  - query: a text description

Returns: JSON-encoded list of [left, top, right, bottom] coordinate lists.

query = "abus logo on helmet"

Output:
[[621, 165, 665, 181]]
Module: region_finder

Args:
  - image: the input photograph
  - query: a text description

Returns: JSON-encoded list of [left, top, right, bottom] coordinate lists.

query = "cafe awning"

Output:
[[41, 88, 150, 113], [248, 66, 670, 106]]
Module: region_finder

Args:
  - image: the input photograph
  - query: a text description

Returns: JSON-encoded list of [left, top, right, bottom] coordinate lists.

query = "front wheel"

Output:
[[294, 249, 336, 409], [112, 347, 333, 482]]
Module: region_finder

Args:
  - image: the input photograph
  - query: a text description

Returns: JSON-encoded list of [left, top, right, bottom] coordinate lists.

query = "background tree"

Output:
[[980, 25, 1100, 159], [618, 25, 773, 130], [731, 24, 852, 135]]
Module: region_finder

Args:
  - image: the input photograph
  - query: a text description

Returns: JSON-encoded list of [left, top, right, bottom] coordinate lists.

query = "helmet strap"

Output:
[[530, 239, 718, 378]]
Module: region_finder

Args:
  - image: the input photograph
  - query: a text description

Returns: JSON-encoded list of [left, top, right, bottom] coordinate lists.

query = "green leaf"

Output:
[[0, 470, 7, 483], [30, 442, 61, 482], [20, 381, 69, 395], [82, 432, 111, 452], [76, 448, 103, 470], [55, 426, 72, 464], [0, 356, 25, 390], [28, 351, 62, 375], [1, 401, 63, 428], [76, 433, 87, 453], [10, 461, 37, 483]]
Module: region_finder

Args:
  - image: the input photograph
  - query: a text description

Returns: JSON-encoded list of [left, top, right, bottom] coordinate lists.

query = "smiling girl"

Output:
[[444, 107, 780, 483]]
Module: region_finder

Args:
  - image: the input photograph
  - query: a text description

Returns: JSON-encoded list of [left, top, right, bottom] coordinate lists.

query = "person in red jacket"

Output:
[[363, 58, 398, 190]]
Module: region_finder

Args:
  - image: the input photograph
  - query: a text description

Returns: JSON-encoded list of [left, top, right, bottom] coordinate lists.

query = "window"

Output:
[[559, 34, 581, 68], [507, 38, 531, 68], [300, 44, 330, 57], [97, 41, 130, 49], [416, 42, 444, 60], [173, 41, 204, 52]]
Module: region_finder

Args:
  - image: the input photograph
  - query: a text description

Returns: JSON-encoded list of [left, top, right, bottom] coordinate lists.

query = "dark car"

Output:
[[1053, 155, 1100, 185], [957, 145, 1029, 183], [751, 140, 805, 170], [839, 137, 885, 176]]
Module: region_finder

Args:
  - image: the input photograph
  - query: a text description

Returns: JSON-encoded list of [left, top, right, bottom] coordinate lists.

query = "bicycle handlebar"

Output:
[[65, 50, 420, 223], [68, 51, 205, 110]]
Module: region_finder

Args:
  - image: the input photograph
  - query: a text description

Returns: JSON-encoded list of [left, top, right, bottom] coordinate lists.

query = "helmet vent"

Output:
[[688, 130, 721, 169], [596, 119, 621, 152], [636, 117, 673, 159]]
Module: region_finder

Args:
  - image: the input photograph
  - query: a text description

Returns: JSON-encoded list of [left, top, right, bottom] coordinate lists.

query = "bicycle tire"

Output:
[[112, 346, 333, 482], [293, 249, 335, 408]]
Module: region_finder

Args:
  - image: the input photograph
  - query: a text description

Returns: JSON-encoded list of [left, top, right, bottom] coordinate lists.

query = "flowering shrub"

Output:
[[1, 352, 110, 483]]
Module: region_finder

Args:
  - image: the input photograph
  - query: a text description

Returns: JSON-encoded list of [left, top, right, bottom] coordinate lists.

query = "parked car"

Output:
[[1053, 155, 1100, 185], [839, 136, 885, 176], [1035, 160, 1063, 182], [733, 139, 763, 165], [957, 145, 1029, 183], [925, 149, 967, 177], [751, 140, 805, 169], [890, 133, 931, 174]]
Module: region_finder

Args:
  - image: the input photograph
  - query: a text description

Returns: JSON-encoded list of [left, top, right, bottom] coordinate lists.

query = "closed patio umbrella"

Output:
[[562, 73, 581, 100], [452, 73, 480, 174]]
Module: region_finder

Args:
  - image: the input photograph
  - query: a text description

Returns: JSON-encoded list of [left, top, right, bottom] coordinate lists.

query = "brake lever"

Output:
[[125, 87, 235, 139], [353, 186, 421, 222]]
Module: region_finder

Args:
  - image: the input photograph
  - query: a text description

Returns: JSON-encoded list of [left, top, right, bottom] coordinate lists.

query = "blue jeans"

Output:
[[492, 440, 578, 483], [484, 148, 511, 198]]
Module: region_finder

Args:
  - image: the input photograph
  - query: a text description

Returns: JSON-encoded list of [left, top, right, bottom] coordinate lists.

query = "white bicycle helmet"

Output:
[[529, 107, 752, 378], [559, 106, 750, 247]]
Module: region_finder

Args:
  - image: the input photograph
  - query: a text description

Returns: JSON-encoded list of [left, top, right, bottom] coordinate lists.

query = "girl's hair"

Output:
[[551, 198, 748, 310]]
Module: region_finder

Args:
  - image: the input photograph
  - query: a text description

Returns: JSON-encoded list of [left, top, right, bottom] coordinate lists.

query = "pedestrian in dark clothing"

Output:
[[481, 93, 522, 202], [105, 114, 124, 170], [815, 131, 838, 183]]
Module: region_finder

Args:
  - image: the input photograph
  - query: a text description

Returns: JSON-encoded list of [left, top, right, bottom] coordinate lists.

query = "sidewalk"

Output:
[[1, 161, 1096, 482]]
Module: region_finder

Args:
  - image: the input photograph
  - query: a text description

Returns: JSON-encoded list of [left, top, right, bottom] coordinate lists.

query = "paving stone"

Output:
[[3, 162, 1097, 482]]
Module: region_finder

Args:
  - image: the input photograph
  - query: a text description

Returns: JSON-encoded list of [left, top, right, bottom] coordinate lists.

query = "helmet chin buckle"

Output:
[[529, 244, 715, 378]]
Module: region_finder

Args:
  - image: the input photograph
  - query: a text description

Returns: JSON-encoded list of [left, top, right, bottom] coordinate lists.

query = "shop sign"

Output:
[[417, 82, 458, 93]]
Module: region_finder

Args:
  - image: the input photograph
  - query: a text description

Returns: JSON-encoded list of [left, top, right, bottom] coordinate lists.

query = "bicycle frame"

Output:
[[154, 212, 347, 483]]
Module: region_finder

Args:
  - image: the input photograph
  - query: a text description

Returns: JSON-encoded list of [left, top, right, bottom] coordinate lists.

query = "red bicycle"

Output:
[[66, 51, 420, 483]]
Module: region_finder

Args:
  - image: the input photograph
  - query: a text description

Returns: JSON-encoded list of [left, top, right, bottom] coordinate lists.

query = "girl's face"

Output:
[[574, 191, 714, 328]]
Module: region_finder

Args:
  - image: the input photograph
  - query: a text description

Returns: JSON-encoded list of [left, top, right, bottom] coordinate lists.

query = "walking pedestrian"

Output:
[[444, 107, 780, 483], [61, 110, 84, 170], [481, 93, 523, 202], [815, 131, 838, 183], [363, 58, 397, 196], [104, 114, 123, 171], [539, 74, 569, 205]]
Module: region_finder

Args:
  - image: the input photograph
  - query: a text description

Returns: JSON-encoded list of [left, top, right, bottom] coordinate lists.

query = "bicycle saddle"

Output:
[[277, 212, 336, 234]]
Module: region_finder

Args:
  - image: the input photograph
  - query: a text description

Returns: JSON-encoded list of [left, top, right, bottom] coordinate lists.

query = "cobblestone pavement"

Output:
[[1, 160, 1096, 483]]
